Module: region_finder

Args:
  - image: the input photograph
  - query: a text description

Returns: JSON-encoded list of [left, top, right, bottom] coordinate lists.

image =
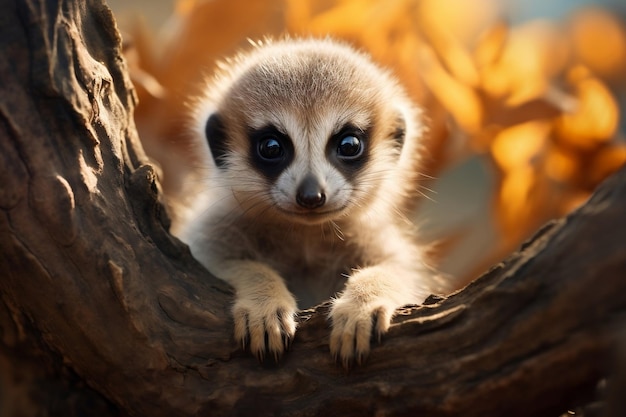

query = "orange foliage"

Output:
[[569, 7, 626, 81], [121, 0, 626, 284]]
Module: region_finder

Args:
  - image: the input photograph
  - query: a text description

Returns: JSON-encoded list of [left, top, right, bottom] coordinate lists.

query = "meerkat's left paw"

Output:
[[328, 295, 396, 368]]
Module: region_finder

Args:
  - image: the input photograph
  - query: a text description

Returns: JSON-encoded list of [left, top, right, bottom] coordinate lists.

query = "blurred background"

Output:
[[109, 0, 626, 289]]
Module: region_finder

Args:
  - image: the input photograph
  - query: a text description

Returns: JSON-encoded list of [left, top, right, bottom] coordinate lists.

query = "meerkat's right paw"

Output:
[[232, 292, 298, 361]]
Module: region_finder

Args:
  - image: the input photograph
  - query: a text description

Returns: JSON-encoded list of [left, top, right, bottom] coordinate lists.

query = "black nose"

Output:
[[296, 175, 326, 209]]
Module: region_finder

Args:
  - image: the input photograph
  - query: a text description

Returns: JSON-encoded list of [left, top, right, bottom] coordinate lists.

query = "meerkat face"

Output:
[[196, 39, 415, 225]]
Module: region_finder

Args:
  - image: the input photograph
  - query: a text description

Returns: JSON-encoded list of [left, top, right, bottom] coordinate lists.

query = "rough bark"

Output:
[[0, 0, 625, 416]]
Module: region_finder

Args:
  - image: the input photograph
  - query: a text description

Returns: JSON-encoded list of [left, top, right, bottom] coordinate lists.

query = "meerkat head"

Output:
[[193, 38, 421, 225]]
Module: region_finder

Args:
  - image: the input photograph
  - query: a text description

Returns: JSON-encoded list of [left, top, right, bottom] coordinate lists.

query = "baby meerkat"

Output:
[[177, 38, 447, 366]]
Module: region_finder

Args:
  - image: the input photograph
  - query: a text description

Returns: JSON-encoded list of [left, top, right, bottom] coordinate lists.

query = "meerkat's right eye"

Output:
[[258, 136, 284, 162], [249, 125, 293, 177]]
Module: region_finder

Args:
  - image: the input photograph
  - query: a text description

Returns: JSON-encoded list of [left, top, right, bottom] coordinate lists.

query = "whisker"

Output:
[[330, 220, 345, 241]]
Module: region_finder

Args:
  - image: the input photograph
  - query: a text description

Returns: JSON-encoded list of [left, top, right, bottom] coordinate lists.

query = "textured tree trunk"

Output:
[[1, 0, 625, 416]]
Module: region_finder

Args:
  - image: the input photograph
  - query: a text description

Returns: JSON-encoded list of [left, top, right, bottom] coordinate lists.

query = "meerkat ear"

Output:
[[392, 111, 406, 148], [205, 113, 229, 168]]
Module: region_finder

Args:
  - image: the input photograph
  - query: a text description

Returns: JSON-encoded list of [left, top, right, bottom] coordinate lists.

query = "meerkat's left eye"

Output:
[[337, 135, 363, 160], [258, 136, 284, 162]]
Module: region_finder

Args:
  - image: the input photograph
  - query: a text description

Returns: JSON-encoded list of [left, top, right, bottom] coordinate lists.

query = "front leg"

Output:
[[329, 264, 431, 367], [218, 260, 298, 361]]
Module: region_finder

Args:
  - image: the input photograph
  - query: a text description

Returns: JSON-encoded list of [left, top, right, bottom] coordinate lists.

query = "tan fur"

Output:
[[175, 38, 449, 366]]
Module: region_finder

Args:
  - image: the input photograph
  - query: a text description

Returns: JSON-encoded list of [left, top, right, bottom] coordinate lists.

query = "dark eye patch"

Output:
[[248, 125, 294, 181], [327, 124, 370, 178]]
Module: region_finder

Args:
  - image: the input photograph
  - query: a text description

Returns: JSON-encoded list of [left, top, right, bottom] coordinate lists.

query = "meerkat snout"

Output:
[[296, 175, 326, 209]]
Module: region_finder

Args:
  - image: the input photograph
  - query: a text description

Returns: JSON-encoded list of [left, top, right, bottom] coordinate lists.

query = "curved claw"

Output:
[[233, 303, 297, 362], [329, 302, 394, 368]]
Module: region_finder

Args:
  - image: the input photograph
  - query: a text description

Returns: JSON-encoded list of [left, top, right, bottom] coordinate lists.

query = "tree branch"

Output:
[[0, 1, 624, 416]]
